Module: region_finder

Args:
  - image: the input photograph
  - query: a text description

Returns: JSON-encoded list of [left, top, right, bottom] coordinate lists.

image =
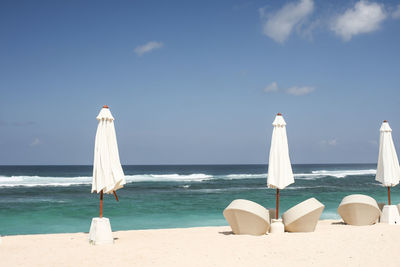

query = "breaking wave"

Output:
[[0, 169, 376, 187], [295, 169, 376, 180]]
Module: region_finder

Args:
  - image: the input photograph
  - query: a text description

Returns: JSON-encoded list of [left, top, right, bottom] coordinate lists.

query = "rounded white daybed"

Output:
[[337, 194, 380, 226], [223, 199, 270, 235], [282, 198, 325, 232]]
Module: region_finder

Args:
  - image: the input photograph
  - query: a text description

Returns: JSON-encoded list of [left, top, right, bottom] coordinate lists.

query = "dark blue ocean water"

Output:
[[0, 164, 396, 235]]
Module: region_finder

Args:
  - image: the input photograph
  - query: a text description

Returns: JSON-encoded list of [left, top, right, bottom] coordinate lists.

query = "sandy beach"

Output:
[[1, 220, 400, 267]]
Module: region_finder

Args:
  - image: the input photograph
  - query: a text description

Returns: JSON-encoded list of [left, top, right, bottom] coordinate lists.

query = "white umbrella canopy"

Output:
[[92, 105, 126, 217], [267, 113, 294, 219], [375, 120, 400, 205]]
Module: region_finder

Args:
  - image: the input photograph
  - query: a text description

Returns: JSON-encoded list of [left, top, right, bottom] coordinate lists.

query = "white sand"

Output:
[[1, 220, 400, 267]]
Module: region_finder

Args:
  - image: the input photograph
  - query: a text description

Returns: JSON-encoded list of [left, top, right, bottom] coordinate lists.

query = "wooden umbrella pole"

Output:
[[276, 188, 279, 219], [388, 187, 391, 205], [100, 190, 104, 218], [113, 191, 119, 202]]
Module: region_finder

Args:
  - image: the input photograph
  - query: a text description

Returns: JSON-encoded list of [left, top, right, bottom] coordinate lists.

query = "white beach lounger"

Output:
[[223, 199, 270, 235], [337, 194, 380, 226], [282, 198, 325, 232]]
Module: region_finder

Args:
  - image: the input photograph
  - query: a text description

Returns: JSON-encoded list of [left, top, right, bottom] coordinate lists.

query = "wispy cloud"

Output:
[[321, 139, 337, 146], [264, 82, 315, 96], [30, 138, 41, 147], [264, 82, 279, 93], [328, 139, 337, 146], [331, 1, 387, 41], [298, 18, 320, 40], [286, 86, 315, 95], [392, 4, 400, 19], [260, 0, 314, 43], [134, 41, 164, 56]]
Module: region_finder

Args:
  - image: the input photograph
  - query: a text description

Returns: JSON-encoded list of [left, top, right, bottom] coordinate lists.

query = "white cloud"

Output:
[[392, 4, 400, 19], [264, 82, 315, 96], [331, 1, 387, 41], [30, 138, 41, 147], [328, 139, 337, 146], [264, 82, 279, 93], [298, 18, 320, 40], [321, 139, 337, 146], [286, 86, 315, 95], [260, 0, 314, 43], [134, 41, 164, 56]]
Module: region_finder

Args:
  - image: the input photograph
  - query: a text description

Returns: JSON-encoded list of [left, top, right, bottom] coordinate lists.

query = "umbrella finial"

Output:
[[277, 113, 282, 116], [103, 105, 109, 109], [383, 120, 388, 123]]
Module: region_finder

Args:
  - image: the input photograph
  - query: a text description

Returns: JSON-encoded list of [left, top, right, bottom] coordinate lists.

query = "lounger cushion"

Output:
[[282, 198, 325, 232], [337, 194, 380, 226], [223, 199, 270, 235]]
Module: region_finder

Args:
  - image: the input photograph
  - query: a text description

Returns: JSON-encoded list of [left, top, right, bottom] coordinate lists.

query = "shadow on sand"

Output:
[[331, 221, 346, 225], [218, 231, 234, 235]]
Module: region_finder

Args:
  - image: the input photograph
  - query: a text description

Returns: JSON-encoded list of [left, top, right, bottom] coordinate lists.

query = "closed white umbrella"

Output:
[[375, 120, 400, 205], [267, 113, 294, 219], [89, 105, 126, 245], [92, 105, 126, 218]]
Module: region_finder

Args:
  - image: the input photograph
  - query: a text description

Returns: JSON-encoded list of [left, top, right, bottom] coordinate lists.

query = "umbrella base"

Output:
[[89, 217, 114, 245], [380, 205, 400, 225], [269, 219, 284, 234]]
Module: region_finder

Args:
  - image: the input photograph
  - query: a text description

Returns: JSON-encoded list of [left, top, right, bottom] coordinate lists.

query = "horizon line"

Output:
[[0, 163, 377, 167]]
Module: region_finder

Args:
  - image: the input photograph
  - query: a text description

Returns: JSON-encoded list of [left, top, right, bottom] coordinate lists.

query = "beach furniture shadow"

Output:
[[331, 221, 346, 225], [218, 231, 234, 235]]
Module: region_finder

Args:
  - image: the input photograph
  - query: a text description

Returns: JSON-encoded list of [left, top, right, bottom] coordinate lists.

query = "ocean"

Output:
[[0, 164, 396, 236]]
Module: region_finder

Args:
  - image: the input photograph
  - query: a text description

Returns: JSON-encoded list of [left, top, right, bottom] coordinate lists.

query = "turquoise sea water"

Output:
[[0, 164, 397, 236]]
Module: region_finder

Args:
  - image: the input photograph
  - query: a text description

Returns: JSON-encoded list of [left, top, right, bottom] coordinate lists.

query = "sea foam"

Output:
[[0, 169, 376, 187], [295, 169, 376, 179]]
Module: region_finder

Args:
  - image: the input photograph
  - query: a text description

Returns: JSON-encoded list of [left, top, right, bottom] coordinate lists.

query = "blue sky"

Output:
[[1, 0, 400, 165]]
